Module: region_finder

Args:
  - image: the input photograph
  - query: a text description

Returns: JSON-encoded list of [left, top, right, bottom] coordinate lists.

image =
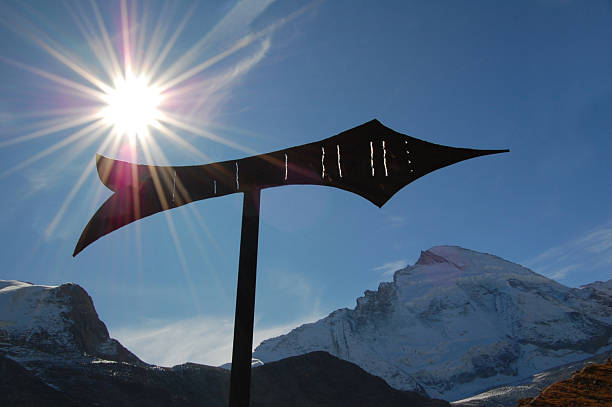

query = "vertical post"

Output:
[[229, 189, 261, 407]]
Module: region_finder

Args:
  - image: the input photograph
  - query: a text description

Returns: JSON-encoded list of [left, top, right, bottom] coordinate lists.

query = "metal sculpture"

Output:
[[74, 119, 508, 407]]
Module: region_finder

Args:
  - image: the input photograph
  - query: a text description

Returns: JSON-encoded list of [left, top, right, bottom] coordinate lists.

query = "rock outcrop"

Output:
[[517, 358, 612, 406], [452, 350, 612, 407]]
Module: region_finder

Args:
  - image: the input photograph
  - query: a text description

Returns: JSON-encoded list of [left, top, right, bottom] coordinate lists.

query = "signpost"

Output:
[[74, 119, 508, 406]]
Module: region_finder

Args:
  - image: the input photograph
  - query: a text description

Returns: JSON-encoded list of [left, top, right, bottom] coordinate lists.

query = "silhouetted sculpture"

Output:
[[74, 119, 508, 407]]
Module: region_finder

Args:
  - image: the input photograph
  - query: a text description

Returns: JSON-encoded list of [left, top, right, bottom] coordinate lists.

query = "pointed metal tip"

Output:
[[481, 148, 510, 156], [73, 235, 86, 257], [95, 153, 110, 167]]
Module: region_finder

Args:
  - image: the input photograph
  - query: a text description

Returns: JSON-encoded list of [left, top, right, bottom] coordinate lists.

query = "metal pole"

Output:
[[229, 189, 261, 407]]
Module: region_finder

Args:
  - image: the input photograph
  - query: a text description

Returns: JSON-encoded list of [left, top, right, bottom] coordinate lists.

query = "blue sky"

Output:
[[0, 0, 610, 366]]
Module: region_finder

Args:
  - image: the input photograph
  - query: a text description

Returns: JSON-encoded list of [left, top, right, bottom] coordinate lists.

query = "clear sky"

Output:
[[0, 0, 610, 367]]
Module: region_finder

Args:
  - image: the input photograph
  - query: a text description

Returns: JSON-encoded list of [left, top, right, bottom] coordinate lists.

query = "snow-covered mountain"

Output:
[[254, 246, 612, 401], [0, 279, 449, 406], [0, 280, 140, 365]]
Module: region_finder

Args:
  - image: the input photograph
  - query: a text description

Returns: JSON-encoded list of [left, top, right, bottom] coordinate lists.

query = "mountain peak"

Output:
[[254, 247, 612, 401], [416, 249, 452, 266], [415, 246, 472, 268], [0, 280, 141, 365]]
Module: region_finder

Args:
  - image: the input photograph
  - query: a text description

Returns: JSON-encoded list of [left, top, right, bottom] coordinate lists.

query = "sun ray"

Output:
[[138, 134, 214, 309], [0, 56, 107, 101], [133, 1, 148, 74], [150, 27, 215, 90], [139, 1, 175, 75], [120, 0, 133, 75], [197, 120, 262, 141], [0, 4, 111, 92], [163, 210, 202, 313], [89, 0, 123, 79], [141, 133, 200, 215], [34, 82, 101, 105], [1, 119, 107, 177], [175, 41, 271, 122], [154, 1, 311, 93], [141, 131, 203, 210], [140, 127, 235, 305], [0, 113, 102, 149], [138, 137, 171, 212], [65, 1, 118, 84], [0, 112, 97, 142], [27, 30, 112, 94], [161, 113, 255, 154], [129, 144, 142, 228], [138, 128, 169, 165], [152, 0, 276, 90], [133, 218, 144, 291], [156, 34, 258, 93], [45, 128, 116, 238], [144, 136, 222, 220], [178, 203, 230, 301], [144, 2, 198, 79], [160, 37, 270, 121], [185, 204, 225, 259], [156, 77, 216, 102], [58, 124, 111, 166], [152, 121, 210, 161], [88, 131, 125, 214], [3, 106, 99, 120]]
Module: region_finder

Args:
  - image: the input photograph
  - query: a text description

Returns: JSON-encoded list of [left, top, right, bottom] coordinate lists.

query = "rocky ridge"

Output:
[[451, 350, 612, 407], [517, 358, 612, 406]]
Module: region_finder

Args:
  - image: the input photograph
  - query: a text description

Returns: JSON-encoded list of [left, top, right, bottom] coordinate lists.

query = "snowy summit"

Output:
[[254, 246, 612, 401], [0, 280, 140, 364]]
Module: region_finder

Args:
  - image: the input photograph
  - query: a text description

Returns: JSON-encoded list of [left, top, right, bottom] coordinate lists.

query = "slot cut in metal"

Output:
[[235, 162, 239, 190], [321, 146, 326, 178], [172, 171, 176, 203], [370, 141, 375, 176], [382, 140, 389, 176]]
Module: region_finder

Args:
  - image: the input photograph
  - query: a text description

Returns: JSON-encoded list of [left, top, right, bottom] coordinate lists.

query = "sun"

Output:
[[101, 71, 163, 141]]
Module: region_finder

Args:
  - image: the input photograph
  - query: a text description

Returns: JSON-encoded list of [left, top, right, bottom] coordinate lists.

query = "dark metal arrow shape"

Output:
[[73, 119, 507, 256], [73, 119, 507, 407]]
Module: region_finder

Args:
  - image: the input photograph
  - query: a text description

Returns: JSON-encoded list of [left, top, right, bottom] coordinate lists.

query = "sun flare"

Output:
[[101, 72, 163, 140], [0, 0, 303, 239]]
